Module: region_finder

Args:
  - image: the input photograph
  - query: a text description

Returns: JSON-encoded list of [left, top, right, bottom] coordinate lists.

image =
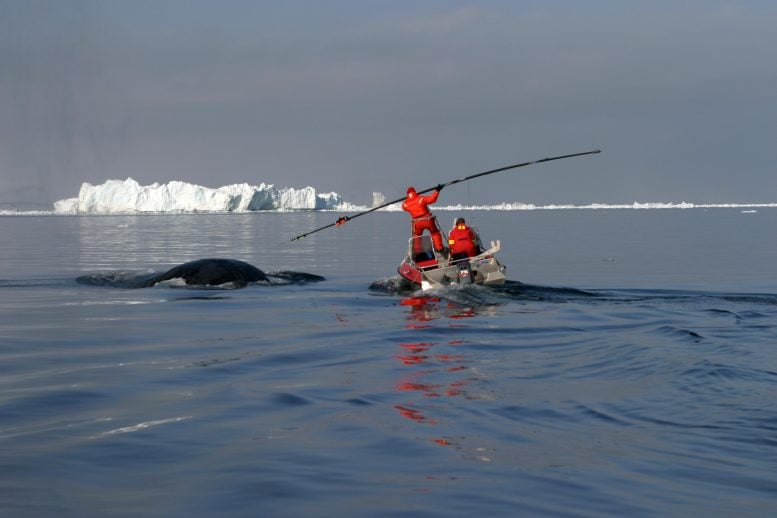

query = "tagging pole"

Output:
[[289, 149, 601, 242]]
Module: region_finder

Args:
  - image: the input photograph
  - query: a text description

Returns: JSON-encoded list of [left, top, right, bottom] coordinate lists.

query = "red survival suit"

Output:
[[402, 187, 445, 252], [448, 219, 481, 259]]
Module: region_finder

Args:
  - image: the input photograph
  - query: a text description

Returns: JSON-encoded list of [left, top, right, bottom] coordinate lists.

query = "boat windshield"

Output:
[[408, 234, 435, 262]]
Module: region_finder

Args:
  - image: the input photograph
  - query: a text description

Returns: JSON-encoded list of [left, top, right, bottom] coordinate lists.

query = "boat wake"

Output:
[[369, 276, 596, 303], [369, 275, 777, 308]]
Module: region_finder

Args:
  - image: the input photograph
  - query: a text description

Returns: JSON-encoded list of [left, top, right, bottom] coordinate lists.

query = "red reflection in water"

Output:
[[395, 355, 428, 366], [401, 296, 478, 326], [395, 341, 434, 365], [392, 296, 481, 446], [396, 381, 441, 397], [400, 342, 432, 353], [393, 404, 437, 424], [401, 297, 440, 326], [389, 275, 498, 493]]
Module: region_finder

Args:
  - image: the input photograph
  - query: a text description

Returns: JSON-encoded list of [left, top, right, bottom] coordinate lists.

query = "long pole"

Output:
[[289, 149, 601, 242]]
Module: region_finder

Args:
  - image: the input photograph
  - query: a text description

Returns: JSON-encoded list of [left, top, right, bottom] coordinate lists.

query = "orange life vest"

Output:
[[448, 223, 479, 257]]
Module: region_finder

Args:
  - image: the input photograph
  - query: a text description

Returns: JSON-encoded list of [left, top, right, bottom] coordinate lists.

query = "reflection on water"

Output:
[[77, 214, 259, 270], [393, 295, 487, 452]]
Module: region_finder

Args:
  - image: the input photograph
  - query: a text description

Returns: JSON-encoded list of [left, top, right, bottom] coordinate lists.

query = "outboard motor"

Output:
[[456, 262, 473, 285]]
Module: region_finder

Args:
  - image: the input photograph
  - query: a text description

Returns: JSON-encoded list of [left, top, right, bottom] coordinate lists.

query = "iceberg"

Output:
[[53, 178, 346, 214], [372, 192, 386, 208]]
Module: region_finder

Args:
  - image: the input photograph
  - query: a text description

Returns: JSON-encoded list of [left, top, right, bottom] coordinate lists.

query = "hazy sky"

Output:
[[2, 0, 776, 208]]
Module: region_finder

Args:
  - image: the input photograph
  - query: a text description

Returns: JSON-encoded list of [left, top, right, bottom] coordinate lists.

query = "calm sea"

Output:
[[2, 209, 777, 517]]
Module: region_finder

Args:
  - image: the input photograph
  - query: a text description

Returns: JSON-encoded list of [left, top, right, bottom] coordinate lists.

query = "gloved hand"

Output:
[[435, 184, 445, 192]]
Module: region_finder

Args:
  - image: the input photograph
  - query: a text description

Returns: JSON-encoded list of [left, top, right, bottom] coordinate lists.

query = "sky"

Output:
[[2, 0, 777, 209]]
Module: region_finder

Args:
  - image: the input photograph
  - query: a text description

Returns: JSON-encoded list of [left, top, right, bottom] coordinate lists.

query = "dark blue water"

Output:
[[2, 209, 777, 517]]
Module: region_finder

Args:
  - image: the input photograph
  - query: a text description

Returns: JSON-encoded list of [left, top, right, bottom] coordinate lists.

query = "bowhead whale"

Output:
[[142, 258, 268, 287], [76, 258, 324, 289]]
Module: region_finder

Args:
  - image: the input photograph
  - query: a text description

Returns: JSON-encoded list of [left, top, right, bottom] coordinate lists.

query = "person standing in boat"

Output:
[[402, 185, 446, 255], [448, 217, 482, 261]]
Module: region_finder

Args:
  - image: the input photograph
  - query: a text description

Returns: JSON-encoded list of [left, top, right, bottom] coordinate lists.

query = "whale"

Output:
[[76, 258, 324, 289], [142, 258, 268, 287]]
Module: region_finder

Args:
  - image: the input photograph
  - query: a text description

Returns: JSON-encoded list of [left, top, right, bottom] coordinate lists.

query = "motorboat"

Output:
[[397, 231, 507, 291]]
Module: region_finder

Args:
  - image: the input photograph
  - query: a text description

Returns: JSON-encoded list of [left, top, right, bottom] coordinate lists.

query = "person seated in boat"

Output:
[[402, 185, 446, 258], [448, 217, 482, 261]]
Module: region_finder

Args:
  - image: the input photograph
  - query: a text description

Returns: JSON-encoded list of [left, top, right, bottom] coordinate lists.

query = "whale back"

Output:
[[146, 258, 268, 287]]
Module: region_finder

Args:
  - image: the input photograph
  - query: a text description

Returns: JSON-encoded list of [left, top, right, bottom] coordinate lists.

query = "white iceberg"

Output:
[[372, 192, 386, 208], [53, 178, 346, 214]]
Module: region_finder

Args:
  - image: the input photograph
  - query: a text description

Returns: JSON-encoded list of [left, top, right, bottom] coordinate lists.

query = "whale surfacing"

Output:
[[76, 258, 325, 289], [144, 258, 268, 288]]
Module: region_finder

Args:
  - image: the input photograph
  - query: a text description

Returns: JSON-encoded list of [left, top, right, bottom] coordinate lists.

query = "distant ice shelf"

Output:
[[53, 178, 349, 214]]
